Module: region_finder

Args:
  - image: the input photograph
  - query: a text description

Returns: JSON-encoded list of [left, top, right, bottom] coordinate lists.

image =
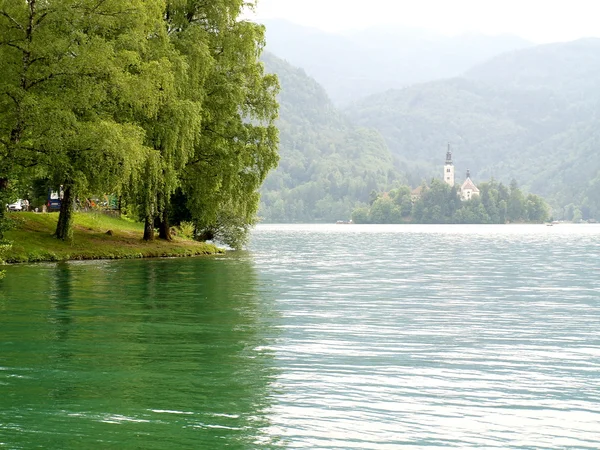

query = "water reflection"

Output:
[[47, 263, 78, 403], [5, 224, 599, 448], [0, 256, 280, 449], [49, 263, 73, 342]]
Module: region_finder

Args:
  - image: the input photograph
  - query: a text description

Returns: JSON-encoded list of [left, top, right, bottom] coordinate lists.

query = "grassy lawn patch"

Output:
[[3, 212, 223, 263]]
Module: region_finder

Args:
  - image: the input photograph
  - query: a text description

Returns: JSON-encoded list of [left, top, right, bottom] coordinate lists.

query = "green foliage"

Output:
[[356, 179, 549, 224], [259, 53, 402, 223], [0, 0, 168, 240], [0, 1, 278, 246], [177, 221, 195, 240], [0, 240, 11, 279], [351, 207, 370, 224], [175, 9, 279, 245], [0, 213, 14, 238], [199, 209, 256, 250]]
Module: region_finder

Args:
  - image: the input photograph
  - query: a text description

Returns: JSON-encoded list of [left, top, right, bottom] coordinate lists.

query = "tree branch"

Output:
[[2, 41, 26, 52], [0, 11, 25, 31]]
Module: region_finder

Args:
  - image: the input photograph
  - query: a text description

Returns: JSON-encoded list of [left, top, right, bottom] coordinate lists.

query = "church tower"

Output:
[[444, 143, 455, 186]]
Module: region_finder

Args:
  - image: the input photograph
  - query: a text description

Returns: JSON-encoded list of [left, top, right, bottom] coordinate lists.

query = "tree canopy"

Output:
[[0, 0, 279, 247], [353, 179, 549, 224]]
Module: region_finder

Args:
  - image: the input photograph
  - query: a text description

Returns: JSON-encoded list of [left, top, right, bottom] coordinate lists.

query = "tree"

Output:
[[121, 1, 210, 241], [0, 1, 278, 246], [0, 0, 166, 240], [351, 206, 370, 224], [369, 197, 395, 223], [419, 179, 452, 223], [498, 199, 508, 223], [507, 179, 525, 223], [362, 178, 548, 224], [177, 5, 280, 248], [525, 194, 549, 222], [479, 181, 497, 222], [411, 198, 425, 222], [0, 0, 65, 234]]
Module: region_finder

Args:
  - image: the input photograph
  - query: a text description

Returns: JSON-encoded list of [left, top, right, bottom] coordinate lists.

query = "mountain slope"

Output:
[[465, 38, 600, 97], [259, 53, 399, 223], [345, 39, 600, 219]]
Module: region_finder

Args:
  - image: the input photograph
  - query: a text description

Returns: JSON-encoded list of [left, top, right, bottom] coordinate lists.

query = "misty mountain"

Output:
[[263, 19, 532, 105], [259, 53, 399, 223], [465, 38, 600, 96], [344, 38, 600, 219]]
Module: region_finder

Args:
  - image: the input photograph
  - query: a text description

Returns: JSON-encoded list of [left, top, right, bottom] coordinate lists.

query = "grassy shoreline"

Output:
[[2, 212, 223, 264]]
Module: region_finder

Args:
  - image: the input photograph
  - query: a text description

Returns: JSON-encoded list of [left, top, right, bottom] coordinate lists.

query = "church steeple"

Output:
[[466, 169, 471, 179], [445, 142, 453, 165], [443, 143, 455, 186]]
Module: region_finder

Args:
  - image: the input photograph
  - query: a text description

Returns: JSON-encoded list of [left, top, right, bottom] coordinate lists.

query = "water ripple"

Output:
[[251, 224, 600, 449]]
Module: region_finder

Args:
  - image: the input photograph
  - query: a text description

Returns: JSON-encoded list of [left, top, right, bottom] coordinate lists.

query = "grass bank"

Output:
[[2, 212, 223, 263]]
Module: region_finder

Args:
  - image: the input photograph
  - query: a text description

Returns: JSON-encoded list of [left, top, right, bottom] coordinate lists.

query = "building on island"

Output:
[[411, 147, 479, 201], [443, 145, 479, 200], [443, 143, 454, 187], [460, 169, 480, 201], [411, 185, 425, 202]]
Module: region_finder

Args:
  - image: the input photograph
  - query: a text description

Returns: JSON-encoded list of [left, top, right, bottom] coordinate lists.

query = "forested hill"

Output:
[[262, 19, 531, 105], [259, 53, 400, 223], [345, 39, 600, 220]]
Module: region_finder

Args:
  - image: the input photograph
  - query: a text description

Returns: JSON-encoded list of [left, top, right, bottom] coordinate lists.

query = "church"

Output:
[[443, 145, 479, 201]]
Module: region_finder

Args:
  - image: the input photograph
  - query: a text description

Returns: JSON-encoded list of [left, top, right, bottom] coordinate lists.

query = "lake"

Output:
[[1, 224, 599, 448]]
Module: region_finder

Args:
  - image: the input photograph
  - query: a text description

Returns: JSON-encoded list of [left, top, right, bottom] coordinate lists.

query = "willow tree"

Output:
[[0, 0, 167, 240], [173, 2, 280, 248], [122, 1, 212, 241], [128, 0, 278, 245]]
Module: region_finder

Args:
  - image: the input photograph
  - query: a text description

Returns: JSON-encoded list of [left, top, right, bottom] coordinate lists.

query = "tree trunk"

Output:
[[143, 215, 154, 241], [55, 184, 74, 240], [158, 206, 171, 241]]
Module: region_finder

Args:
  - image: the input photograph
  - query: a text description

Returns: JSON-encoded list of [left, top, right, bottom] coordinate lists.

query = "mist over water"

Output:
[[1, 224, 599, 448]]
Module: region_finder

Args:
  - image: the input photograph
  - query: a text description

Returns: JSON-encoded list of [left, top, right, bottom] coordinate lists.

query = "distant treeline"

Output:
[[352, 179, 549, 224]]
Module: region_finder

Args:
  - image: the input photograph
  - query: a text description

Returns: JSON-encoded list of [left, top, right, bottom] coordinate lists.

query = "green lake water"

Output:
[[1, 224, 599, 448]]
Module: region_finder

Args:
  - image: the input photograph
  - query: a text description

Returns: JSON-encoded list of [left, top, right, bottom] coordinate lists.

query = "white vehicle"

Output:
[[6, 200, 23, 211]]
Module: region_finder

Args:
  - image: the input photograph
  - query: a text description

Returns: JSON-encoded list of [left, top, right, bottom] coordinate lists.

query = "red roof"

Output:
[[461, 178, 479, 192]]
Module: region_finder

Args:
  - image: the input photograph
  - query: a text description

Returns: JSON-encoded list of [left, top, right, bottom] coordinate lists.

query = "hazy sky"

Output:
[[250, 0, 600, 43]]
